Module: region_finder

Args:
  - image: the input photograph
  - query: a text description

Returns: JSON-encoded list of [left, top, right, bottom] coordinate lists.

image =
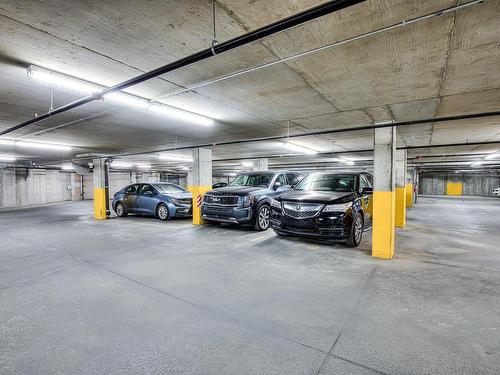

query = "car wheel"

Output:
[[254, 205, 270, 231], [115, 202, 128, 217], [156, 203, 170, 221], [346, 213, 364, 247]]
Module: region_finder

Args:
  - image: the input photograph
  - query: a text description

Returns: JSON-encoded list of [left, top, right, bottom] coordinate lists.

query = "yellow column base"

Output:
[[405, 183, 413, 207], [395, 186, 406, 228], [93, 187, 108, 220], [191, 185, 212, 225], [372, 190, 396, 260], [446, 182, 462, 196]]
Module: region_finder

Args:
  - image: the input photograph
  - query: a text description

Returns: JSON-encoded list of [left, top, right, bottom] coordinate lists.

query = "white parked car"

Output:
[[493, 187, 500, 196]]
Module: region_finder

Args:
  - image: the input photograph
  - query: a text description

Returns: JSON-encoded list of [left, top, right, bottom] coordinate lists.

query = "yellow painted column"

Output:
[[93, 158, 110, 220], [395, 186, 406, 228], [394, 150, 406, 229], [372, 127, 396, 259], [446, 182, 462, 196], [93, 188, 107, 220], [372, 190, 396, 259], [192, 185, 212, 225], [405, 183, 413, 207], [191, 148, 212, 225]]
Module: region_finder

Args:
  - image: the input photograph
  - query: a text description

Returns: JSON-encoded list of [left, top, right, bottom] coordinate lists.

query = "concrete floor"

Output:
[[1, 196, 499, 374]]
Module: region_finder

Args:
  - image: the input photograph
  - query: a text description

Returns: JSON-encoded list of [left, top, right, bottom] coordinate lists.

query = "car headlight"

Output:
[[171, 198, 180, 206], [323, 202, 352, 212], [242, 195, 255, 208], [271, 199, 281, 209]]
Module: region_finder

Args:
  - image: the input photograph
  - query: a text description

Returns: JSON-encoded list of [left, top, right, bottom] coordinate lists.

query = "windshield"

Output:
[[295, 174, 356, 192], [230, 173, 273, 187], [154, 183, 186, 194]]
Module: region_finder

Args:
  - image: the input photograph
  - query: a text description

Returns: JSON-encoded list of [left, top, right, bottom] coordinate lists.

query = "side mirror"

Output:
[[143, 190, 154, 196], [273, 181, 282, 191], [361, 187, 373, 194]]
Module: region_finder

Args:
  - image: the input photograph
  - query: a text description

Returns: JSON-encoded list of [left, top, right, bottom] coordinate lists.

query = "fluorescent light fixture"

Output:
[[135, 163, 151, 169], [241, 161, 254, 167], [180, 166, 190, 171], [0, 139, 71, 151], [149, 104, 213, 126], [283, 142, 318, 155], [485, 151, 500, 160], [28, 65, 98, 96], [228, 172, 237, 177], [158, 154, 193, 162], [27, 65, 214, 126], [111, 161, 133, 168], [103, 92, 149, 109], [340, 158, 355, 165], [470, 161, 485, 167], [61, 163, 73, 170], [0, 155, 16, 162], [340, 156, 357, 161]]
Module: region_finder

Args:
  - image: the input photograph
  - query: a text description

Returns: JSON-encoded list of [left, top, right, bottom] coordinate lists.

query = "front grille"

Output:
[[203, 205, 232, 213], [204, 194, 239, 206], [282, 202, 324, 219]]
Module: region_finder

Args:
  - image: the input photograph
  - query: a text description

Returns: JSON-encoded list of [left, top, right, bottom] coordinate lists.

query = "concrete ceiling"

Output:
[[0, 0, 499, 171]]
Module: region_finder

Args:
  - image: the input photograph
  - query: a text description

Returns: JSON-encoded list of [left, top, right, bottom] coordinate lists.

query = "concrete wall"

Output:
[[83, 172, 132, 200], [419, 172, 500, 197], [0, 168, 72, 208], [82, 171, 162, 199]]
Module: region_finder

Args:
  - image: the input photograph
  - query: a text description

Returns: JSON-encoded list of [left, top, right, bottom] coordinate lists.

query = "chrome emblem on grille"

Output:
[[213, 197, 220, 202], [296, 205, 301, 211]]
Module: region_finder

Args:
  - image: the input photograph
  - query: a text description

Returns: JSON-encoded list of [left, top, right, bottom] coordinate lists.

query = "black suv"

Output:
[[201, 171, 304, 230], [270, 172, 373, 247]]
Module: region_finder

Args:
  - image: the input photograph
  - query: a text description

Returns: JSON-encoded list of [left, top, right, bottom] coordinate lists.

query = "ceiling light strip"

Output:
[[0, 139, 71, 151], [27, 65, 213, 127]]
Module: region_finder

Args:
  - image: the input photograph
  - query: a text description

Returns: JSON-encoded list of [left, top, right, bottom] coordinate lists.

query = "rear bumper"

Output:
[[201, 204, 253, 224], [270, 208, 352, 239]]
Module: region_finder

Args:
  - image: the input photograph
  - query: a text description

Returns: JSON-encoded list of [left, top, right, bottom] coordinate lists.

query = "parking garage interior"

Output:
[[1, 1, 500, 374]]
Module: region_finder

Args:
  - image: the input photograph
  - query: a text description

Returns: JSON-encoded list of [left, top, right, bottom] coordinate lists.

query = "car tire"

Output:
[[115, 202, 128, 217], [346, 212, 364, 247], [254, 204, 270, 231], [156, 203, 170, 221]]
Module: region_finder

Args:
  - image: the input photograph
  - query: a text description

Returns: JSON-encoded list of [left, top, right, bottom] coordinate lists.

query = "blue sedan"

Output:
[[112, 182, 192, 221]]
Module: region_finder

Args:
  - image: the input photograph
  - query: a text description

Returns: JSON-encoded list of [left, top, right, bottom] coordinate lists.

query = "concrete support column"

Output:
[[414, 169, 419, 204], [372, 127, 396, 259], [252, 158, 268, 171], [187, 170, 193, 192], [93, 158, 110, 220], [395, 150, 407, 228], [191, 148, 212, 225], [406, 168, 416, 207]]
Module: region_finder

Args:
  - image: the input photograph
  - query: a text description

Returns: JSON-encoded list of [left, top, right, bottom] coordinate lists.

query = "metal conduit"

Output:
[[0, 0, 364, 136]]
